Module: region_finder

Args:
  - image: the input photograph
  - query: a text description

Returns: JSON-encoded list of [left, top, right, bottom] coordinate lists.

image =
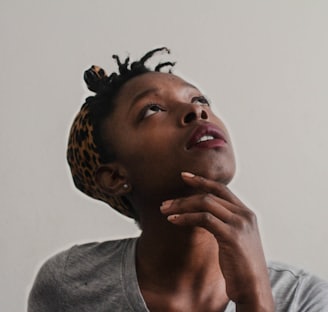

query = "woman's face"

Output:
[[101, 72, 236, 203]]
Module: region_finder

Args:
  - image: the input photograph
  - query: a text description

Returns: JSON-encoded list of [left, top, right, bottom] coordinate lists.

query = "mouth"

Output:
[[186, 123, 227, 150]]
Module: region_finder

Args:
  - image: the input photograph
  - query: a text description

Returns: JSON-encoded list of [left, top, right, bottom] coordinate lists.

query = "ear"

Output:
[[95, 163, 130, 196]]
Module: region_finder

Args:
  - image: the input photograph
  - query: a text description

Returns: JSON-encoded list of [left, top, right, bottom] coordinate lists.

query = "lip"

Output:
[[186, 123, 227, 150]]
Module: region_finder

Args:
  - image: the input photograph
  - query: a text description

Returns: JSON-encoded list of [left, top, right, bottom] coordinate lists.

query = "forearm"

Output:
[[235, 288, 274, 312]]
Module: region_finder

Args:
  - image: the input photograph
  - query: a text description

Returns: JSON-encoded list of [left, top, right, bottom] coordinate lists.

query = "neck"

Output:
[[136, 216, 224, 291]]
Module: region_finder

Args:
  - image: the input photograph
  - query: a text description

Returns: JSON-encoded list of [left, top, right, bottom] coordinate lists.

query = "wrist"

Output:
[[235, 292, 274, 312], [235, 284, 274, 312]]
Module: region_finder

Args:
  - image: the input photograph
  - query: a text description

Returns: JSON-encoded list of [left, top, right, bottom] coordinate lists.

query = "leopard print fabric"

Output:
[[66, 67, 134, 219]]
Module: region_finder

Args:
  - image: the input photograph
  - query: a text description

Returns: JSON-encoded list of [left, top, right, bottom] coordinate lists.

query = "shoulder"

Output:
[[27, 247, 72, 311], [28, 238, 137, 312], [65, 238, 135, 269], [268, 261, 327, 289], [268, 261, 328, 311]]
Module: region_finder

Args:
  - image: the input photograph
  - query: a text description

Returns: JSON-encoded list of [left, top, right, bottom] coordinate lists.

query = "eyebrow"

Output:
[[131, 88, 159, 108], [129, 82, 200, 109]]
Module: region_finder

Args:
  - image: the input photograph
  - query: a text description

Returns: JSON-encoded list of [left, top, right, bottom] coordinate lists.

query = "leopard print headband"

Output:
[[66, 67, 134, 219]]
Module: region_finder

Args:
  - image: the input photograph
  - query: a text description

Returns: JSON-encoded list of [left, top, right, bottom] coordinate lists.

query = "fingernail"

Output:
[[160, 199, 174, 212], [167, 214, 180, 222], [181, 172, 195, 178]]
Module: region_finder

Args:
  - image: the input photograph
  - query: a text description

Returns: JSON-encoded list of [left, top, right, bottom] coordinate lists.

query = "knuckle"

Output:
[[195, 176, 206, 186], [243, 209, 257, 224], [198, 194, 214, 210], [201, 193, 212, 203], [237, 218, 250, 231], [231, 211, 257, 231], [200, 212, 214, 226]]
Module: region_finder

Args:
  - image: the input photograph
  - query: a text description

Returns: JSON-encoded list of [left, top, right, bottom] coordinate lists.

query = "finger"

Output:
[[160, 194, 235, 223], [167, 211, 230, 238], [181, 172, 246, 208]]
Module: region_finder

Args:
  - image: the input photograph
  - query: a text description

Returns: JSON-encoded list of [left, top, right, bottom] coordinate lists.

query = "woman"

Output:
[[28, 47, 328, 311]]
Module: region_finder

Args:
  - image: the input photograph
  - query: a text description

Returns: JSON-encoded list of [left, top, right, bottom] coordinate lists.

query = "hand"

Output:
[[160, 172, 274, 311]]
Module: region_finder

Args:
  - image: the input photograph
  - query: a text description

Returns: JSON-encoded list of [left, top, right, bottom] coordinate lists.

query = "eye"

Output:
[[192, 96, 211, 106], [141, 104, 165, 119]]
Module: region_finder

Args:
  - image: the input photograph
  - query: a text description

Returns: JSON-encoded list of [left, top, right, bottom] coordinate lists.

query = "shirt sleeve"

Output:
[[294, 273, 328, 312], [27, 250, 70, 312]]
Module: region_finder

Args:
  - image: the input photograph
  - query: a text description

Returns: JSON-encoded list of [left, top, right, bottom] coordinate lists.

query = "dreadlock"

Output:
[[84, 47, 175, 163]]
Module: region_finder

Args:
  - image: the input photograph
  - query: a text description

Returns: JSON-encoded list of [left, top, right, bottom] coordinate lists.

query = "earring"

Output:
[[123, 184, 129, 190]]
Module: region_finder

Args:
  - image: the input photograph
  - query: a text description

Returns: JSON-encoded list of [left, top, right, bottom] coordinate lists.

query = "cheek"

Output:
[[127, 141, 172, 168], [114, 128, 172, 167], [117, 132, 182, 183]]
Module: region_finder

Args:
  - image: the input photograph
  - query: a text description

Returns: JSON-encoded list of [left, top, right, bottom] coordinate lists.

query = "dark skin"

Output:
[[96, 72, 274, 311]]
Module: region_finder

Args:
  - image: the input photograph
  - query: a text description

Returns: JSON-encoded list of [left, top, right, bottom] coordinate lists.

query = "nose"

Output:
[[180, 104, 209, 125]]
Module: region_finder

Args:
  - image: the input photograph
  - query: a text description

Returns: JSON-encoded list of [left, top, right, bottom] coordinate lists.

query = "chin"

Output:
[[220, 173, 234, 185], [193, 151, 236, 184], [195, 165, 236, 185]]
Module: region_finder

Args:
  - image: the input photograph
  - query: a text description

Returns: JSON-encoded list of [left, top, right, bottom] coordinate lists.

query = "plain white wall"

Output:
[[1, 0, 328, 311]]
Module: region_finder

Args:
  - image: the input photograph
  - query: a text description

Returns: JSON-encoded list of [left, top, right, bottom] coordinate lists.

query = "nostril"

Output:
[[201, 110, 208, 120], [184, 112, 197, 124]]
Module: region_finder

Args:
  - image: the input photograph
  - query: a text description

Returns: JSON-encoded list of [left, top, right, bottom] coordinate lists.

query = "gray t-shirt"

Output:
[[28, 238, 328, 311]]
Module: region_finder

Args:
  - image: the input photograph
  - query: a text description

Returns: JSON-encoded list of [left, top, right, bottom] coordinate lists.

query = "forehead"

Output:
[[115, 72, 198, 102]]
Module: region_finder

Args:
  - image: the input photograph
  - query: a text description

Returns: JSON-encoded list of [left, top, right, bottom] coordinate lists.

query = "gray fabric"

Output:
[[28, 238, 328, 311]]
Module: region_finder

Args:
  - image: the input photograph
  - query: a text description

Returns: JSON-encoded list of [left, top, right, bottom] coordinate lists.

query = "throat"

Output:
[[136, 226, 223, 290], [136, 226, 229, 311]]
